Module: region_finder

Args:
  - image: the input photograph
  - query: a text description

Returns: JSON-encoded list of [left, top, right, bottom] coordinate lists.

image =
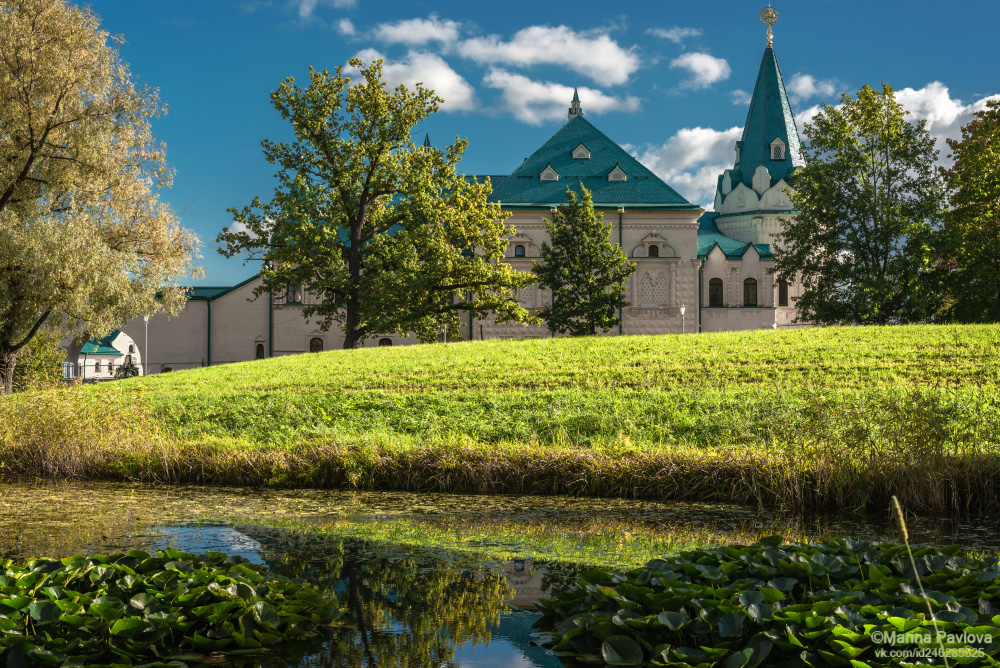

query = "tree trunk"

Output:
[[0, 349, 17, 395], [342, 297, 365, 349]]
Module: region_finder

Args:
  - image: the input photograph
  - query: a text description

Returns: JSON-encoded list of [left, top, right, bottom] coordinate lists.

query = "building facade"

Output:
[[97, 34, 805, 375]]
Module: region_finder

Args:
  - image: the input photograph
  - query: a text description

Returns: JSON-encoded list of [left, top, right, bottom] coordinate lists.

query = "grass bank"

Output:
[[2, 325, 999, 513]]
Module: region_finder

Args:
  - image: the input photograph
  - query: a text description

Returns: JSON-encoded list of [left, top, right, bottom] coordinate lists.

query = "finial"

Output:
[[423, 133, 431, 148], [568, 88, 583, 121], [760, 4, 778, 48]]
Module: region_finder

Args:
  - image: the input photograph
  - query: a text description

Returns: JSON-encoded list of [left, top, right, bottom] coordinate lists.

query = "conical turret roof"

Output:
[[735, 46, 804, 187]]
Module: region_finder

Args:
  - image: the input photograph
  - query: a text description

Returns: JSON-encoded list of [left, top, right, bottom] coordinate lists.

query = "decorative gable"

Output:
[[770, 137, 786, 161], [572, 143, 591, 160], [607, 164, 627, 182], [539, 164, 559, 181]]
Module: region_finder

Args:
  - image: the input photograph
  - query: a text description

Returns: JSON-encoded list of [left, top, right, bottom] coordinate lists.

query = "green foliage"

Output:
[[534, 539, 1000, 667], [778, 83, 945, 325], [939, 99, 1000, 322], [219, 58, 535, 348], [0, 0, 199, 394], [0, 549, 340, 666], [10, 329, 63, 392], [533, 187, 635, 335]]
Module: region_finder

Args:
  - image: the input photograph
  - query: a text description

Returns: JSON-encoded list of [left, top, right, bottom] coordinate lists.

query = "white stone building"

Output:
[[96, 30, 806, 374]]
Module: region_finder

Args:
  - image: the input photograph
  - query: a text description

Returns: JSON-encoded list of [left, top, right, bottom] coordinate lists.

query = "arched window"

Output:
[[378, 338, 392, 347], [744, 278, 758, 307], [514, 244, 525, 257], [255, 343, 265, 359], [778, 281, 789, 307], [128, 345, 134, 354], [309, 337, 323, 353], [94, 360, 101, 373], [709, 278, 724, 307], [648, 245, 659, 258]]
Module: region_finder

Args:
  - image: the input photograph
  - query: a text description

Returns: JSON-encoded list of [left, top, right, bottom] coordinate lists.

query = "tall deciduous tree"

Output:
[[939, 100, 1000, 322], [775, 83, 943, 325], [218, 59, 535, 349], [0, 0, 199, 394], [533, 187, 634, 336]]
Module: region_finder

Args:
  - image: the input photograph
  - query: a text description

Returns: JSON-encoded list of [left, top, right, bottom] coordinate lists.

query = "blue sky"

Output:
[[96, 0, 1000, 285]]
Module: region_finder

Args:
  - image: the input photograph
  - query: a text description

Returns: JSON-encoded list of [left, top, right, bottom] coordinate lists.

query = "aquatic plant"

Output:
[[533, 538, 1000, 667], [0, 549, 340, 666]]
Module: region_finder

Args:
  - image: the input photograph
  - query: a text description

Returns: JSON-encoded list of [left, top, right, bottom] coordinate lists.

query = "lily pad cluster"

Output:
[[533, 538, 1000, 667], [0, 549, 341, 666]]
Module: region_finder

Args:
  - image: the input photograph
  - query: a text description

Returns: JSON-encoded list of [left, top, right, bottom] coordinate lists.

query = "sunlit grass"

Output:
[[2, 325, 999, 512]]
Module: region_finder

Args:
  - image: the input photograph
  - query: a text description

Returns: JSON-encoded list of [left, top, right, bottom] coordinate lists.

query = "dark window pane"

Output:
[[310, 337, 323, 353], [514, 245, 525, 257], [255, 343, 265, 359], [709, 278, 723, 307], [379, 338, 392, 347], [778, 281, 789, 307], [648, 245, 659, 257], [744, 278, 758, 307]]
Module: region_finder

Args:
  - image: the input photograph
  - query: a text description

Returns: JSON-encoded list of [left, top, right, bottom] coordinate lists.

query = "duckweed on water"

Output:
[[0, 549, 339, 667], [534, 539, 1000, 667]]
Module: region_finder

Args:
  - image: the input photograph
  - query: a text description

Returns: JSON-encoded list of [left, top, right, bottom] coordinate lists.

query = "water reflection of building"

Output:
[[501, 558, 549, 610]]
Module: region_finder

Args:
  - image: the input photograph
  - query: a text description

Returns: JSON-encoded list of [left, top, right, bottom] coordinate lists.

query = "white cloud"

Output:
[[635, 126, 742, 207], [482, 69, 640, 125], [373, 16, 461, 47], [731, 89, 751, 106], [670, 52, 730, 90], [348, 49, 477, 112], [896, 82, 1000, 150], [787, 73, 839, 104], [336, 18, 355, 35], [457, 26, 639, 87], [296, 0, 354, 19], [794, 82, 1000, 165], [647, 26, 702, 46]]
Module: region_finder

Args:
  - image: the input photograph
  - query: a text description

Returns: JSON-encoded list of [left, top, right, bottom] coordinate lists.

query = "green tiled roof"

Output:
[[80, 330, 123, 356], [697, 213, 773, 260], [484, 116, 699, 210], [735, 46, 804, 189]]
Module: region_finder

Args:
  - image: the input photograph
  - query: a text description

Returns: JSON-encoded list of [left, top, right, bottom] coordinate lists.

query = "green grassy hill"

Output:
[[3, 324, 999, 512]]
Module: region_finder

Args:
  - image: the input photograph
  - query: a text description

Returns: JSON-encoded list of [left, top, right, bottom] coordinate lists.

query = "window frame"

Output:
[[309, 337, 323, 353], [709, 278, 724, 307], [743, 278, 758, 307]]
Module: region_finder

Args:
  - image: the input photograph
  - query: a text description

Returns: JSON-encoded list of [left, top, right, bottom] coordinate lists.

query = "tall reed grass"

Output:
[[1, 381, 997, 514]]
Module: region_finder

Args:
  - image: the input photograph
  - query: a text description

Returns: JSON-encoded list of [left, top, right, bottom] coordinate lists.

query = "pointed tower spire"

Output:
[[731, 14, 803, 190], [568, 88, 583, 121], [423, 133, 431, 148]]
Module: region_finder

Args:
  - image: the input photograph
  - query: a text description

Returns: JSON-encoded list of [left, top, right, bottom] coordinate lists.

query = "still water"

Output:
[[2, 482, 998, 667]]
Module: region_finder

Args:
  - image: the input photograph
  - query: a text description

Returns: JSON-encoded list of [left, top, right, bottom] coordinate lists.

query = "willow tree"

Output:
[[0, 0, 199, 394], [219, 59, 535, 349]]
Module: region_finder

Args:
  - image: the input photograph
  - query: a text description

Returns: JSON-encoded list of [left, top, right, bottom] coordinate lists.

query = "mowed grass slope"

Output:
[[3, 324, 999, 512]]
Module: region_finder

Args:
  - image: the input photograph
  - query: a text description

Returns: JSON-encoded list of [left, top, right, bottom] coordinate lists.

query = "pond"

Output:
[[2, 482, 998, 667]]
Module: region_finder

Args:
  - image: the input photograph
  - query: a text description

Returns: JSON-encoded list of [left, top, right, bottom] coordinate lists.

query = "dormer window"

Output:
[[735, 141, 743, 166], [648, 245, 659, 258], [540, 164, 559, 181], [572, 143, 591, 160], [770, 137, 786, 161], [514, 244, 525, 257], [608, 164, 627, 182]]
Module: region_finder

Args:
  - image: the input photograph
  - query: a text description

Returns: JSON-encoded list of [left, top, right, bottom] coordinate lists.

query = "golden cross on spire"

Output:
[[760, 4, 778, 47]]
